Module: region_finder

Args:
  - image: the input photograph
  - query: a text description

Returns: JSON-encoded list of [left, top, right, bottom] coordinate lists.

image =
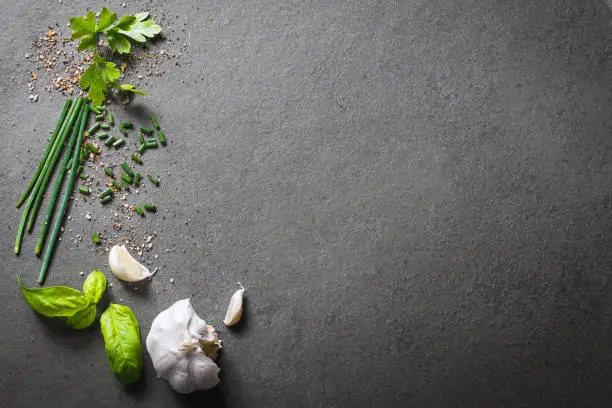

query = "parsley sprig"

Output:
[[69, 8, 162, 105]]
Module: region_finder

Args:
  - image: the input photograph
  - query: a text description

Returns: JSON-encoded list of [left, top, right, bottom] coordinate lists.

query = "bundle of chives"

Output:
[[34, 100, 84, 256], [39, 101, 89, 284], [14, 99, 82, 254]]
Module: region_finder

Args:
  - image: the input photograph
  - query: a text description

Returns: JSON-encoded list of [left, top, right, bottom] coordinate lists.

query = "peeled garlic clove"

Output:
[[109, 245, 154, 282], [223, 283, 245, 326]]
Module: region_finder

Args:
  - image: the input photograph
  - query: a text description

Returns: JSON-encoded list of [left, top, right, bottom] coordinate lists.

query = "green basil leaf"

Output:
[[18, 277, 90, 317], [83, 270, 106, 304], [100, 304, 142, 384], [66, 304, 97, 329]]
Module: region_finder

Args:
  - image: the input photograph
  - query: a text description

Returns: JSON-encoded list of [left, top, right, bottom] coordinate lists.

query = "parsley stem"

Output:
[[16, 99, 72, 208], [39, 101, 89, 283]]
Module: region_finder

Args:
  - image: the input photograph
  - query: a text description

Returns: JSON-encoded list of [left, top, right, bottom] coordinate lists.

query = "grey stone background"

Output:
[[2, 0, 612, 407]]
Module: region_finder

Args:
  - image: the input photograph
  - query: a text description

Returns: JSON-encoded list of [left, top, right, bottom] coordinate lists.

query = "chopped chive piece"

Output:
[[144, 140, 158, 148], [121, 121, 133, 129], [121, 173, 133, 184], [78, 186, 90, 195], [121, 180, 130, 190], [113, 138, 125, 148], [97, 132, 109, 140], [86, 144, 99, 154], [99, 188, 113, 198], [108, 113, 114, 126], [100, 195, 112, 204], [121, 162, 134, 177], [79, 173, 89, 180], [87, 122, 100, 134], [131, 154, 143, 165], [151, 115, 160, 130], [104, 136, 117, 146], [95, 114, 105, 121], [143, 203, 157, 212], [77, 165, 84, 175], [146, 137, 157, 143], [133, 172, 141, 184], [104, 167, 114, 177], [119, 128, 128, 137], [92, 233, 101, 244], [140, 126, 154, 135], [138, 143, 146, 154], [94, 105, 106, 111], [80, 146, 88, 162], [66, 158, 74, 171], [89, 105, 101, 114], [100, 124, 111, 130], [148, 175, 160, 186], [134, 205, 145, 216], [157, 131, 167, 145], [138, 133, 145, 144], [111, 180, 122, 190]]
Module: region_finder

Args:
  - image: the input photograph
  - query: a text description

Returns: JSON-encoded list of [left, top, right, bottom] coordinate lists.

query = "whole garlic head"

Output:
[[146, 299, 221, 393]]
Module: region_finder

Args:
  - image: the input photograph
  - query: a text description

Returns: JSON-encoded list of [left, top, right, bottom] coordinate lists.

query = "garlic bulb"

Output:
[[109, 245, 154, 282], [146, 299, 222, 393], [223, 283, 245, 326]]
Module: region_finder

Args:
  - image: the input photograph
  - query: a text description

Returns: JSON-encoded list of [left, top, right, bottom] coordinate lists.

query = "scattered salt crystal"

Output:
[[170, 278, 174, 284], [79, 271, 84, 276], [85, 213, 91, 220]]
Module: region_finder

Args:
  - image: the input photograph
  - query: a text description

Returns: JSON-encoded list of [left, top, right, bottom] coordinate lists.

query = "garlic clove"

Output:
[[109, 245, 154, 282], [223, 283, 245, 326]]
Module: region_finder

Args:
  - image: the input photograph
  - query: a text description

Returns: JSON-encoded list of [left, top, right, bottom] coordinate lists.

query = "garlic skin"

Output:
[[146, 299, 222, 393], [223, 283, 245, 326], [108, 245, 154, 282]]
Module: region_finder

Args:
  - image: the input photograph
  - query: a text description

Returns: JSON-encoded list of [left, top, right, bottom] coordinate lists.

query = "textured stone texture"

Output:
[[2, 0, 612, 407]]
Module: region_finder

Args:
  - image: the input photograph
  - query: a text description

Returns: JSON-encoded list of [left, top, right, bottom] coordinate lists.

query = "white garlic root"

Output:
[[108, 245, 155, 282], [146, 299, 222, 393], [223, 283, 245, 327]]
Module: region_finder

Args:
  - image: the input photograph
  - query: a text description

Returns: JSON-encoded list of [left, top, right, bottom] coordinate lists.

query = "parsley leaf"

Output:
[[69, 11, 97, 51], [80, 55, 121, 105], [116, 12, 161, 43], [97, 8, 117, 31]]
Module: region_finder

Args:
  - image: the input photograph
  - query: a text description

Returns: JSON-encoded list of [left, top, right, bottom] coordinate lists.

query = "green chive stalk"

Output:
[[16, 100, 72, 208], [34, 103, 84, 256], [15, 100, 82, 252], [39, 101, 89, 284]]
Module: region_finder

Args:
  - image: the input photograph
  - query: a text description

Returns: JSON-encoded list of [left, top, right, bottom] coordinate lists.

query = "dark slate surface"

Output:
[[1, 0, 612, 407]]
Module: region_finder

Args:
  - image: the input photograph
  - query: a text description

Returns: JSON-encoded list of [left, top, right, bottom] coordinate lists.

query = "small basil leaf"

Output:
[[100, 304, 142, 384], [18, 277, 90, 317], [66, 304, 97, 329], [83, 270, 106, 304]]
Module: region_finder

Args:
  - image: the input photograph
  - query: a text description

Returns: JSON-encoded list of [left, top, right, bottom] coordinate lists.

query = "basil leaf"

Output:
[[66, 304, 97, 329], [83, 270, 106, 304], [18, 277, 90, 317], [100, 304, 142, 384]]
